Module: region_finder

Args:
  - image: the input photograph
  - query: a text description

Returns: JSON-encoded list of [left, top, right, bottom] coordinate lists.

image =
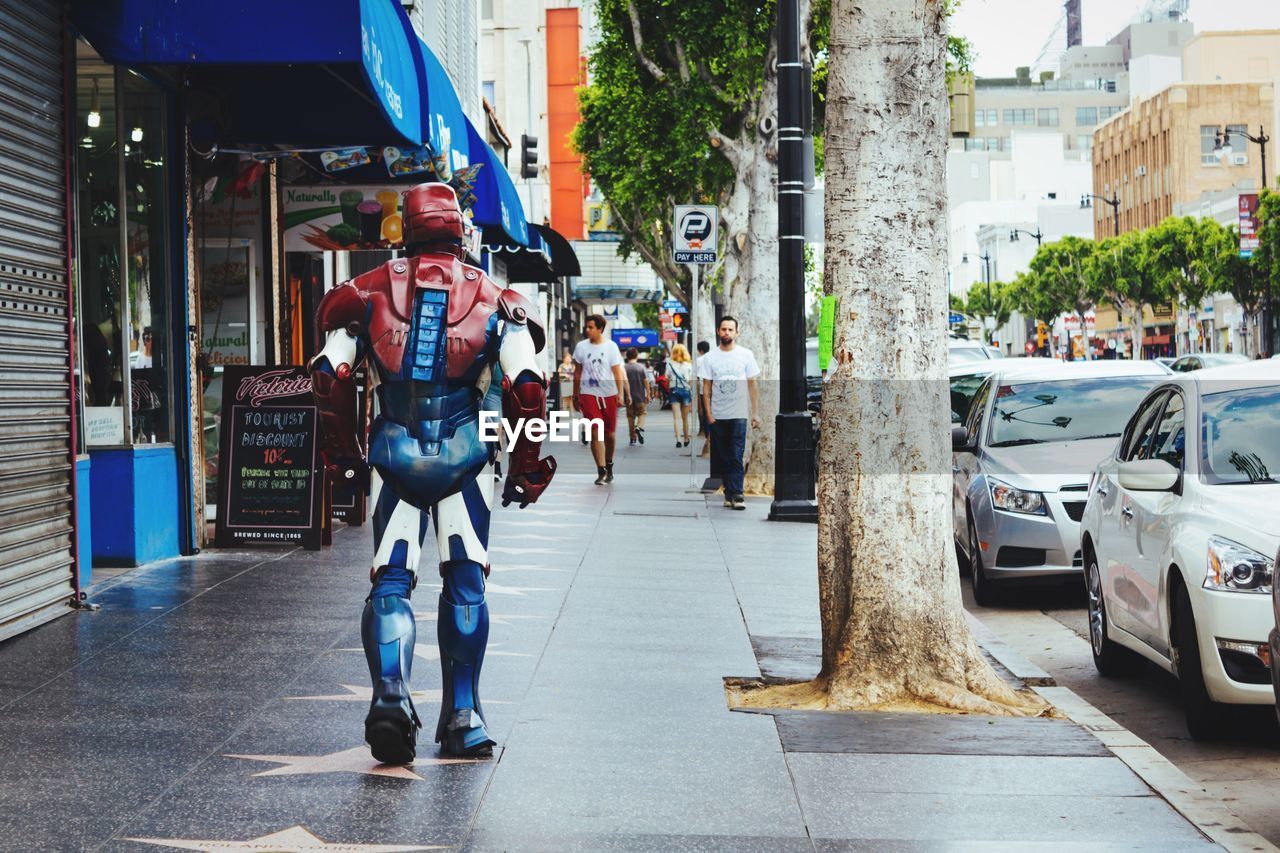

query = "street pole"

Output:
[[768, 0, 816, 522], [689, 263, 699, 489]]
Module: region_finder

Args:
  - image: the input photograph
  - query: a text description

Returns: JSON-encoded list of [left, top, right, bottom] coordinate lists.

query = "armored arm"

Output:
[[308, 283, 368, 472], [496, 289, 556, 507]]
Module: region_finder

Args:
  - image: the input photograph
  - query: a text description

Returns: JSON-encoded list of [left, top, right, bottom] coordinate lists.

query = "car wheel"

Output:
[[1085, 554, 1145, 677], [968, 515, 997, 607], [1172, 583, 1217, 741]]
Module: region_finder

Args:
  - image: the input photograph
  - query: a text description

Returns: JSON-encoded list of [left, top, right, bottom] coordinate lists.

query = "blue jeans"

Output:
[[710, 419, 747, 497]]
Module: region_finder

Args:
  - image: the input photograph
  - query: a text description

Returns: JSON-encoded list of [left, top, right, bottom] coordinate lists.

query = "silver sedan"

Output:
[[952, 360, 1171, 605]]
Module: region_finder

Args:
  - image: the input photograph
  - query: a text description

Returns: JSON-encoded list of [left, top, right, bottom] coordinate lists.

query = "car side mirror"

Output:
[[1118, 459, 1179, 492], [951, 426, 974, 453]]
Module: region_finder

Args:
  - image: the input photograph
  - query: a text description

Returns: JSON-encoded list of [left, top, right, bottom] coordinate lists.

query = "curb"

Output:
[[966, 611, 1278, 853]]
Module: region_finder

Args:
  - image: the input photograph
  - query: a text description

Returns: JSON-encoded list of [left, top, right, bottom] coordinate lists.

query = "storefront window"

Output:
[[121, 71, 172, 443], [74, 41, 172, 447], [75, 46, 125, 447]]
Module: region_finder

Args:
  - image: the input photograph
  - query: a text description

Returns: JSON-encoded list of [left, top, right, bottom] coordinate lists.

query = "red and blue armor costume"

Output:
[[309, 183, 555, 761]]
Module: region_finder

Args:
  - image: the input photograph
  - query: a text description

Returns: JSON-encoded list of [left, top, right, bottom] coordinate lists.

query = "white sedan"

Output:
[[1079, 360, 1280, 739]]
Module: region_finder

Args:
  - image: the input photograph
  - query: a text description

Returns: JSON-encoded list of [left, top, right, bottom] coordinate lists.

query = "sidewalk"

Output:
[[0, 427, 1223, 851]]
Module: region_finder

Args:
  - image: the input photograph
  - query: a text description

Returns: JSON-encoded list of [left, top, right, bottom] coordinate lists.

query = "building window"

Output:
[[976, 109, 996, 127], [482, 80, 496, 107], [999, 136, 1013, 152], [1224, 124, 1249, 162], [75, 49, 173, 447], [1037, 108, 1059, 127], [481, 0, 493, 19], [964, 137, 987, 152], [1002, 108, 1034, 126], [1098, 106, 1122, 121], [1076, 135, 1093, 150], [1076, 106, 1097, 126], [1200, 125, 1221, 165]]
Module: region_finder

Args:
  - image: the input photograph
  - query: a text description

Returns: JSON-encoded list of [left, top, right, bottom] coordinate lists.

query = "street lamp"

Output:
[[1215, 124, 1271, 190], [1080, 193, 1120, 237], [962, 251, 994, 343], [1009, 227, 1043, 246]]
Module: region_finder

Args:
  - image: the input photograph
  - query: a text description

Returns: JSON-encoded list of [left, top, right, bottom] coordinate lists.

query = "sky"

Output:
[[950, 0, 1280, 78]]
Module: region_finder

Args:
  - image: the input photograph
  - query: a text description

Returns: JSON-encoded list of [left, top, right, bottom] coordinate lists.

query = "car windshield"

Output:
[[987, 376, 1159, 447], [1201, 386, 1280, 484]]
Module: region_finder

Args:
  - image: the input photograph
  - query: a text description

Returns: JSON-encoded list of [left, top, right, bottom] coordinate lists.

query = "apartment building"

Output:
[[1090, 81, 1275, 238], [962, 75, 1128, 157]]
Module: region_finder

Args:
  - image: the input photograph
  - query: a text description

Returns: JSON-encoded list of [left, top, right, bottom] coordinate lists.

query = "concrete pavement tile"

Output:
[[463, 830, 814, 852], [798, 791, 1210, 844], [813, 842, 1217, 852], [765, 709, 1110, 757], [785, 752, 1154, 797], [474, 744, 805, 838]]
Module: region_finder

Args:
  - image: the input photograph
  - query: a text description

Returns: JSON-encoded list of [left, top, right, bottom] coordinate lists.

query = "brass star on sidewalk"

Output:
[[224, 746, 482, 780], [125, 823, 444, 851]]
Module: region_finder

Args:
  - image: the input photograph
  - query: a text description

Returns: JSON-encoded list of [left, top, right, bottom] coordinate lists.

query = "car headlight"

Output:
[[1205, 536, 1273, 594], [989, 479, 1046, 515]]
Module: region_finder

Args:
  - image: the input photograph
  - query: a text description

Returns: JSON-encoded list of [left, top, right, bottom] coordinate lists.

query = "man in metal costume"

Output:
[[309, 183, 555, 761]]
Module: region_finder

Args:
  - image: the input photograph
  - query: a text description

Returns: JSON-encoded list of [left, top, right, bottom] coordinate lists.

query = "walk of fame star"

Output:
[[224, 746, 482, 780], [125, 823, 444, 851]]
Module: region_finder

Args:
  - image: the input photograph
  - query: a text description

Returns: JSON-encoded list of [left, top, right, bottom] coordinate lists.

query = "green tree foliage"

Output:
[[1145, 216, 1229, 313], [1252, 190, 1280, 308], [1083, 232, 1166, 359], [574, 0, 827, 304], [963, 280, 1013, 344]]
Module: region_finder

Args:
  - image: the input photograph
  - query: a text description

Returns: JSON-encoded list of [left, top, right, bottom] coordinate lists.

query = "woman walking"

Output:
[[666, 344, 695, 447]]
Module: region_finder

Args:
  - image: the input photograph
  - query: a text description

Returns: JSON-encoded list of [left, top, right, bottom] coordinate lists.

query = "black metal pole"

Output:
[[768, 0, 816, 522], [1260, 127, 1267, 190], [1111, 193, 1119, 237]]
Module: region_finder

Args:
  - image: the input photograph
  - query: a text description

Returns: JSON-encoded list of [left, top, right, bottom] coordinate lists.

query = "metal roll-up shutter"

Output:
[[0, 0, 74, 641]]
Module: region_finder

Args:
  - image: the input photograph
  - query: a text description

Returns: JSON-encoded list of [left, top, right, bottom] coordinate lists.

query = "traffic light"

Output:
[[1036, 322, 1049, 351], [520, 134, 538, 179], [672, 312, 689, 329]]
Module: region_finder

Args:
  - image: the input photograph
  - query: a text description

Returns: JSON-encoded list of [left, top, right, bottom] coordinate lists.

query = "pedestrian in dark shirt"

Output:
[[623, 347, 649, 446]]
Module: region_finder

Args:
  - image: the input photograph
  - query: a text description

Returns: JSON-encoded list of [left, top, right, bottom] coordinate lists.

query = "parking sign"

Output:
[[673, 204, 718, 264]]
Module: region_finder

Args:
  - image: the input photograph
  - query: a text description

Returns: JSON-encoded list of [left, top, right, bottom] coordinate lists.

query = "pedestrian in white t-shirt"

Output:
[[572, 314, 629, 484], [697, 316, 760, 510]]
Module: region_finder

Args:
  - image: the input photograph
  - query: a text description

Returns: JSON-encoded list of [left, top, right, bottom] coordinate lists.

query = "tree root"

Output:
[[727, 639, 1053, 719]]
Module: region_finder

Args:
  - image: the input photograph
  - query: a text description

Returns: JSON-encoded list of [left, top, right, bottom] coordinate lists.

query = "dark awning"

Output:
[[531, 225, 581, 278], [71, 0, 425, 147], [486, 229, 555, 284]]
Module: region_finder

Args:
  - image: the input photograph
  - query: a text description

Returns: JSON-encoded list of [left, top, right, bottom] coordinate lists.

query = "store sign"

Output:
[[214, 366, 323, 551], [1239, 192, 1260, 258], [283, 186, 407, 252], [673, 204, 718, 264], [612, 329, 660, 347]]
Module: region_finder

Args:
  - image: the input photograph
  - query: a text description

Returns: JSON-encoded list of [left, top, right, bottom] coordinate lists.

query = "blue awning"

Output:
[[466, 117, 529, 247], [72, 0, 425, 146], [418, 40, 469, 178]]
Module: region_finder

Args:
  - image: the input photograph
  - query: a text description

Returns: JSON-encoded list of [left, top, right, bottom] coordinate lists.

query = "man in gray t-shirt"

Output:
[[623, 348, 649, 446]]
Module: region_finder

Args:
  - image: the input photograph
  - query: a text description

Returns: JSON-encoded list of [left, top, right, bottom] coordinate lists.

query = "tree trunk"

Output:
[[1130, 306, 1145, 360], [813, 0, 1038, 714], [721, 62, 780, 496]]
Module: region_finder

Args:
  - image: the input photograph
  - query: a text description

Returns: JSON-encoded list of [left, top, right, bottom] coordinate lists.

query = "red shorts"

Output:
[[578, 394, 618, 434]]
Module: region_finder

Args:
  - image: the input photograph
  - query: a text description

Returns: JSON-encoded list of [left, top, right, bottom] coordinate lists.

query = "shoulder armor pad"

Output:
[[497, 288, 545, 353], [315, 282, 369, 337]]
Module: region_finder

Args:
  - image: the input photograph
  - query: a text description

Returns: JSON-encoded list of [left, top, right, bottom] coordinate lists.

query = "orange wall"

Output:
[[546, 8, 584, 239]]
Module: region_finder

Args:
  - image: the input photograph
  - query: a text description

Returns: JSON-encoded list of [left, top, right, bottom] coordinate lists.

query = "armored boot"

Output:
[[436, 559, 495, 757], [362, 566, 421, 764]]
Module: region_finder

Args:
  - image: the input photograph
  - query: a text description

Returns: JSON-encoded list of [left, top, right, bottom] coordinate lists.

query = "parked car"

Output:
[[1080, 360, 1280, 739], [1169, 353, 1249, 373], [949, 357, 1061, 426], [950, 337, 1001, 364], [953, 360, 1171, 605]]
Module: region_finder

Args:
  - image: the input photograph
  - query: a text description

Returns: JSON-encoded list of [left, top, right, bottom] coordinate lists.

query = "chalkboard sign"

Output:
[[214, 366, 323, 550]]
